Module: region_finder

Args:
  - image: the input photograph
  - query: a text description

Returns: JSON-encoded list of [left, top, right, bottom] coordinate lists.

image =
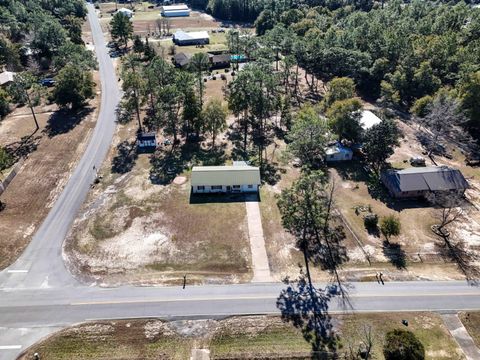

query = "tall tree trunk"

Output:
[[26, 92, 39, 134]]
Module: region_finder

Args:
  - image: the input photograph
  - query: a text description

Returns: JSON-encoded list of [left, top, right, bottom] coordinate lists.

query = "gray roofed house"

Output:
[[381, 166, 469, 198]]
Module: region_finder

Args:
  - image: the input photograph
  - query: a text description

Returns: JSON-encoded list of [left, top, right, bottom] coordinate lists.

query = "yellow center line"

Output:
[[70, 292, 480, 306]]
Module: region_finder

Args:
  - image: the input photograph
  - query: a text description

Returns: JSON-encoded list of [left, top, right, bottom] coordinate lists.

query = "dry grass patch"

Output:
[[459, 311, 480, 347], [338, 312, 464, 360], [18, 320, 192, 360]]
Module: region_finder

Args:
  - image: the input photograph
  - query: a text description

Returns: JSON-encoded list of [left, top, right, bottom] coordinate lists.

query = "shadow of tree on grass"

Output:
[[382, 240, 407, 269], [44, 107, 94, 138], [435, 236, 480, 285], [111, 140, 138, 174]]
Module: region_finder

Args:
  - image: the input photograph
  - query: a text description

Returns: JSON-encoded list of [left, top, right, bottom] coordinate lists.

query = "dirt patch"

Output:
[[173, 176, 187, 185]]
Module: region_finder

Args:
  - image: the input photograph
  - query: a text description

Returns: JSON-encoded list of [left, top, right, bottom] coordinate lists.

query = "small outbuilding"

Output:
[[161, 4, 190, 17], [137, 132, 157, 152], [117, 7, 134, 18], [173, 52, 191, 68], [381, 166, 469, 199], [0, 71, 15, 87], [173, 30, 209, 46], [191, 164, 261, 194], [325, 143, 353, 162]]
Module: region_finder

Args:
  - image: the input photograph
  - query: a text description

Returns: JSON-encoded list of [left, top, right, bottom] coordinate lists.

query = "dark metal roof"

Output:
[[173, 52, 191, 67], [211, 54, 230, 64], [138, 132, 156, 140], [383, 166, 469, 193]]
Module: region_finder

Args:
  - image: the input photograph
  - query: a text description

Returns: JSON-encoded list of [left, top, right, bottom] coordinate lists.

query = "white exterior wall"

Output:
[[163, 10, 190, 17], [192, 184, 258, 194], [326, 151, 352, 162]]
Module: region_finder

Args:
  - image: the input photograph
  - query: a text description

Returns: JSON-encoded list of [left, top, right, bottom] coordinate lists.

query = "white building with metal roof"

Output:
[[191, 165, 261, 194], [360, 110, 382, 130], [161, 4, 190, 17], [173, 30, 209, 45]]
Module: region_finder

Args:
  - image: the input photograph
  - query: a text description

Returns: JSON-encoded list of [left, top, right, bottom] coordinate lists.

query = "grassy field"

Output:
[[459, 311, 480, 347], [20, 313, 464, 360], [338, 312, 464, 360], [65, 129, 252, 285], [18, 320, 192, 360]]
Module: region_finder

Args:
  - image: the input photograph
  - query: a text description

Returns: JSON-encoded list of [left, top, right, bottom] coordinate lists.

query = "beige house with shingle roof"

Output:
[[191, 164, 261, 194]]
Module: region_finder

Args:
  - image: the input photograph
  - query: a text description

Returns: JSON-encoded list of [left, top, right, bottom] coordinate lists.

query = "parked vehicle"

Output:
[[40, 78, 55, 87]]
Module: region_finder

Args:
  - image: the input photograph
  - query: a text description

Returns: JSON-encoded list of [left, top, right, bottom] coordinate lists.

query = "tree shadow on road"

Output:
[[382, 240, 407, 269], [277, 272, 339, 359]]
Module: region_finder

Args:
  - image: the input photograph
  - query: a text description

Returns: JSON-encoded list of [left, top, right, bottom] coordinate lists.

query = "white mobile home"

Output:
[[325, 143, 353, 162], [161, 4, 190, 17], [191, 165, 261, 194]]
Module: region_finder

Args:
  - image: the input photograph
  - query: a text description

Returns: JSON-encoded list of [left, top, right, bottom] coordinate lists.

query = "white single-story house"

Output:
[[360, 110, 382, 130], [0, 71, 15, 87], [117, 7, 133, 18], [325, 143, 353, 162], [173, 30, 209, 46], [191, 164, 261, 194], [161, 4, 191, 17]]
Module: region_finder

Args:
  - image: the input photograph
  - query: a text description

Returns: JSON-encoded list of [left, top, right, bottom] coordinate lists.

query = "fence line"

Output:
[[0, 158, 25, 196]]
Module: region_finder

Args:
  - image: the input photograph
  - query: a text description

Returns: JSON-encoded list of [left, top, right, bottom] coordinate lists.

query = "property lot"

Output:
[[0, 21, 100, 270], [65, 122, 252, 286], [19, 313, 463, 359]]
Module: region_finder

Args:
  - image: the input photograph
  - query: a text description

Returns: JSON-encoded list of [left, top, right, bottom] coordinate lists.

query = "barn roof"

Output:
[[162, 4, 189, 11], [382, 166, 469, 193], [191, 165, 261, 186]]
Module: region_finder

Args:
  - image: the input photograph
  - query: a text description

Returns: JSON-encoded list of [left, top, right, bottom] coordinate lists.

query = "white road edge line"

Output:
[[7, 270, 28, 273], [0, 345, 22, 350]]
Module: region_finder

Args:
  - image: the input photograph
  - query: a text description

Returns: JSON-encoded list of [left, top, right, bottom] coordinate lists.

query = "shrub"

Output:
[[380, 215, 401, 241], [383, 329, 425, 360], [364, 213, 378, 229], [0, 147, 13, 171]]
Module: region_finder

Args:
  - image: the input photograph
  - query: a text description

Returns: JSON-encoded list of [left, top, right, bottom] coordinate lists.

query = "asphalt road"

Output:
[[0, 2, 120, 291], [0, 3, 480, 360]]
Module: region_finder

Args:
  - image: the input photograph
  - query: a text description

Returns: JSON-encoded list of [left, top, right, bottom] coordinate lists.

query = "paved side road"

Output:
[[442, 314, 480, 360], [0, 2, 121, 290]]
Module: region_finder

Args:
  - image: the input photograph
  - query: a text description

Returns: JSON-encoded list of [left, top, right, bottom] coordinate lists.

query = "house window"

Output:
[[232, 185, 241, 189], [248, 185, 253, 189], [211, 185, 222, 190], [197, 186, 205, 191]]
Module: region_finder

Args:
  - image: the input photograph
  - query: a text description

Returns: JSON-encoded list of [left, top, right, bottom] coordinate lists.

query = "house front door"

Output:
[[226, 186, 231, 192]]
